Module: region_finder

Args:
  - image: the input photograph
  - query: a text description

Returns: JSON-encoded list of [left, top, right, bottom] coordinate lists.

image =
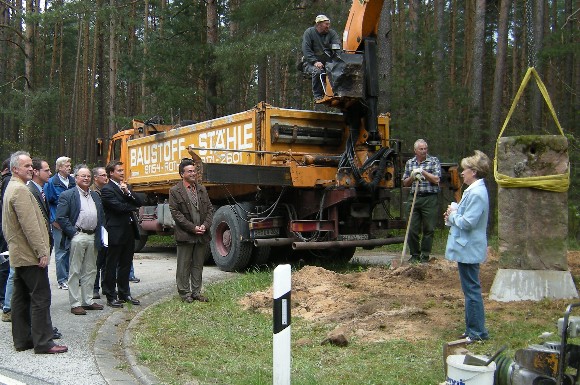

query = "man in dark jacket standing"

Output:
[[44, 156, 75, 290], [100, 161, 142, 308], [169, 158, 213, 303], [301, 14, 341, 100]]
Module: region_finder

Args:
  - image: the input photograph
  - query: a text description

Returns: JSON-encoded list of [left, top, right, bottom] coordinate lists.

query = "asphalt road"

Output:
[[0, 246, 235, 385]]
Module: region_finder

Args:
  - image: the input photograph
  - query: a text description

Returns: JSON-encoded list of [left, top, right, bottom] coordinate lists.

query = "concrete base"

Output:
[[490, 269, 579, 302]]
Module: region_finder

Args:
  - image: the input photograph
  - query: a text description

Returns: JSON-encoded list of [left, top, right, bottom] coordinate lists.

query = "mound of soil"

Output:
[[239, 250, 580, 343]]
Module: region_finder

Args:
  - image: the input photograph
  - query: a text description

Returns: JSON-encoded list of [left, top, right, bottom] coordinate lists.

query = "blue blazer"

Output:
[[445, 179, 489, 264], [56, 188, 105, 250]]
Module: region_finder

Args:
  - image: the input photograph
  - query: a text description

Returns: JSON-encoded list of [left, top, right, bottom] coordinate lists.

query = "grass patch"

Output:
[[133, 267, 579, 385]]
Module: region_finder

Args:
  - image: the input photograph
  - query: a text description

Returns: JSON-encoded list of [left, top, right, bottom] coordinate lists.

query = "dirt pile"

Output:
[[239, 250, 580, 343]]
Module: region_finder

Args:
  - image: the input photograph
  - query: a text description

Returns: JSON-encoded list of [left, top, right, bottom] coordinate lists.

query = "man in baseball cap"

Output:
[[315, 14, 329, 23], [301, 14, 341, 100]]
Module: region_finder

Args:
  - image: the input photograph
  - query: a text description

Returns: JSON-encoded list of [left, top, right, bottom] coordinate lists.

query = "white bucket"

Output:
[[446, 355, 496, 385]]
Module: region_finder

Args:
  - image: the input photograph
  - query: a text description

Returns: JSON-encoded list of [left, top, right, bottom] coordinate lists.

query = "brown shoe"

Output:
[[192, 294, 209, 302], [82, 303, 104, 310], [38, 345, 68, 354], [71, 306, 87, 315]]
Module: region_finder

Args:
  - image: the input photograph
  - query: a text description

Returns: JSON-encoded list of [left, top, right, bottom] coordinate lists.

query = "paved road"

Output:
[[0, 247, 394, 384], [0, 246, 235, 385]]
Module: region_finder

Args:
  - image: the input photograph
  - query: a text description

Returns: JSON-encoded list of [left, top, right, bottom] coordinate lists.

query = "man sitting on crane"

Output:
[[301, 14, 341, 101]]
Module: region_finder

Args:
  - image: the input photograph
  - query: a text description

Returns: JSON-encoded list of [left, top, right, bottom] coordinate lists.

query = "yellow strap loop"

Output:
[[493, 67, 570, 193]]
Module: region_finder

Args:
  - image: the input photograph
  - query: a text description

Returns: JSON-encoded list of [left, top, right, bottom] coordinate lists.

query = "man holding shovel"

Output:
[[402, 139, 441, 263]]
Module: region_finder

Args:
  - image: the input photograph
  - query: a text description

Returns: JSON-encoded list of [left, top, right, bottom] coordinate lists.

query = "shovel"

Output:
[[398, 179, 420, 266]]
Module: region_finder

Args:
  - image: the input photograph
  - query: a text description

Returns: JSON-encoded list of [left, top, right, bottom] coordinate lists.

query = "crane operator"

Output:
[[301, 14, 341, 101]]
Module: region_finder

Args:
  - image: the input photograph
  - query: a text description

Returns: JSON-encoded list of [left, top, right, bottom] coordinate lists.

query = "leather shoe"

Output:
[[82, 303, 104, 310], [121, 296, 140, 305], [53, 329, 62, 339], [129, 277, 140, 283], [107, 299, 124, 308], [182, 296, 194, 303], [191, 294, 209, 302], [71, 306, 87, 315], [40, 345, 68, 354]]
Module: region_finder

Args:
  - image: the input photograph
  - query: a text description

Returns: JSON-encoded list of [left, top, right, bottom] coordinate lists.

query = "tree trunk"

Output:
[[378, 0, 392, 113], [489, 0, 512, 139], [531, 0, 544, 132], [108, 0, 117, 138], [434, 0, 444, 103], [469, 0, 486, 148], [205, 0, 218, 119], [22, 0, 34, 148], [141, 0, 149, 115]]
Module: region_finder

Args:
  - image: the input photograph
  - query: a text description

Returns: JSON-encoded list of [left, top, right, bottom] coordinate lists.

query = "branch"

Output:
[[562, 8, 580, 29], [0, 38, 27, 57], [0, 23, 25, 41], [0, 75, 30, 90]]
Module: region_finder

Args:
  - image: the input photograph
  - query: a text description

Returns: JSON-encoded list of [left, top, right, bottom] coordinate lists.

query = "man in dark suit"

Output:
[[28, 159, 52, 238], [100, 161, 142, 308]]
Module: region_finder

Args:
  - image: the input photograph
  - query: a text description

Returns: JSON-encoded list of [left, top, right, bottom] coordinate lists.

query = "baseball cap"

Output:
[[315, 15, 330, 23]]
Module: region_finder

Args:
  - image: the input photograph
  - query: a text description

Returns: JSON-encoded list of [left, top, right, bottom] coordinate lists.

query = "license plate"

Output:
[[252, 228, 280, 238], [338, 234, 369, 241]]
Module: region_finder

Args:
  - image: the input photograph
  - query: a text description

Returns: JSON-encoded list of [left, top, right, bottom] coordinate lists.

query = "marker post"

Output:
[[273, 264, 291, 385]]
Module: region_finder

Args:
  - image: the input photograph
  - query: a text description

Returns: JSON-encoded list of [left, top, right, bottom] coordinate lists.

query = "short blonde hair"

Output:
[[461, 150, 491, 179]]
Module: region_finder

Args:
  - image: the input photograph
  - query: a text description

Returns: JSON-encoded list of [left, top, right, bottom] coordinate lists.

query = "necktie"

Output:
[[188, 185, 198, 209], [41, 190, 47, 205]]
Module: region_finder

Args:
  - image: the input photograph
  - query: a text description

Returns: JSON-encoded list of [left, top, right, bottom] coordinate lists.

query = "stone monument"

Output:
[[490, 135, 576, 301]]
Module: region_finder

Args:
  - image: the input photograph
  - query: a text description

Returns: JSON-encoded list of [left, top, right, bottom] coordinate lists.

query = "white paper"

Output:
[[101, 226, 108, 247]]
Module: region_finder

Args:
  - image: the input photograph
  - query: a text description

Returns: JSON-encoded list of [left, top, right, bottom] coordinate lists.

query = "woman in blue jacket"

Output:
[[444, 150, 491, 342]]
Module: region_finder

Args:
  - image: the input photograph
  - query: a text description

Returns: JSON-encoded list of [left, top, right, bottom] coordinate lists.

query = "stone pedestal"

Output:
[[490, 135, 576, 302]]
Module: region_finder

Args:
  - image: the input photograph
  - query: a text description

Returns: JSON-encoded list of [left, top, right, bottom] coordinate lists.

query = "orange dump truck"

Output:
[[107, 102, 411, 271]]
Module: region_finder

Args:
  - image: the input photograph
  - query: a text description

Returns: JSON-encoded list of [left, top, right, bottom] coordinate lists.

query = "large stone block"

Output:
[[497, 135, 568, 270]]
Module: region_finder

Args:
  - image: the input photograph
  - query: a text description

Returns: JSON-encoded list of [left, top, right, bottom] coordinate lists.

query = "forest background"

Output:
[[0, 0, 578, 237]]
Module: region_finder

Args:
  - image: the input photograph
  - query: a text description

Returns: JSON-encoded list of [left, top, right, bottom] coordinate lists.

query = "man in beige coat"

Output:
[[169, 158, 213, 303], [2, 151, 67, 354]]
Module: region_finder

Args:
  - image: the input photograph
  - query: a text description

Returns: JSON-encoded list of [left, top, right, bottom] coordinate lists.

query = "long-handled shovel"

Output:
[[399, 179, 420, 265]]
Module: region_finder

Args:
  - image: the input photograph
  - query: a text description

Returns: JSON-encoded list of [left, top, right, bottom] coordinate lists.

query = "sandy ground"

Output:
[[240, 250, 580, 343]]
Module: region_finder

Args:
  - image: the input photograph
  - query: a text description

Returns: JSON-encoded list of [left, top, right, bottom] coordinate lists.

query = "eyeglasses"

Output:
[[76, 175, 92, 178], [97, 174, 107, 177]]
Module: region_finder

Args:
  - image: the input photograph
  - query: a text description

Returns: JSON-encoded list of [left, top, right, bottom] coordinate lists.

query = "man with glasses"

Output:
[[56, 165, 105, 315], [169, 158, 213, 303]]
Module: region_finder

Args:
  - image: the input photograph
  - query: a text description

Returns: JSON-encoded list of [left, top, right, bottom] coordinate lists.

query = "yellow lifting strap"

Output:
[[494, 67, 570, 193]]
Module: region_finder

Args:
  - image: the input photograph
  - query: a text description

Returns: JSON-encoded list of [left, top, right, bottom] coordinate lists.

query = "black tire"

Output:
[[210, 205, 252, 272], [250, 246, 271, 266], [134, 233, 148, 252]]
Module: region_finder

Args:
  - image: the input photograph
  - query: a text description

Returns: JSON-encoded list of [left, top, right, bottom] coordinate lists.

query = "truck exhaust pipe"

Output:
[[291, 237, 404, 250]]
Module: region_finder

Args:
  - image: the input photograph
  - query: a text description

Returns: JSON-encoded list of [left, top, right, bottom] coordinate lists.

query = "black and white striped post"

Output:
[[273, 264, 291, 385]]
